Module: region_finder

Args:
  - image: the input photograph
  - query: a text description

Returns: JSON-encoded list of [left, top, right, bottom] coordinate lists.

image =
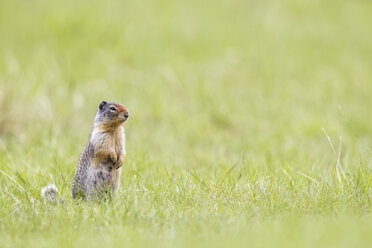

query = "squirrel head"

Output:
[[95, 100, 130, 128]]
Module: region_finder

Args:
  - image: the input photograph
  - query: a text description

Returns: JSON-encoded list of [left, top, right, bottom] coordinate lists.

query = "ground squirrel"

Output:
[[41, 100, 129, 203]]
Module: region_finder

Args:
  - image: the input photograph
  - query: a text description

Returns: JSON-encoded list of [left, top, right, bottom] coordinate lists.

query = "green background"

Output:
[[0, 0, 371, 247]]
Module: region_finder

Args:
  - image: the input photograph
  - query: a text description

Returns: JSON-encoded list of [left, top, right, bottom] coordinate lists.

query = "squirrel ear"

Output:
[[99, 101, 107, 110]]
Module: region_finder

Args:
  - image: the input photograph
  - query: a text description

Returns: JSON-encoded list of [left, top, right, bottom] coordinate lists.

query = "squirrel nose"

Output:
[[124, 112, 130, 118]]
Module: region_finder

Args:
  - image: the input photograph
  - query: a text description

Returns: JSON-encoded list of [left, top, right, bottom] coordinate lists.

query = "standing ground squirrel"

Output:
[[41, 100, 130, 203]]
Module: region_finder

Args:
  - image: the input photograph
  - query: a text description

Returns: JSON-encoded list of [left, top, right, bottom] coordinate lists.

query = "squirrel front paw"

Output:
[[115, 158, 123, 169], [115, 155, 125, 169], [115, 163, 122, 169], [107, 152, 117, 165]]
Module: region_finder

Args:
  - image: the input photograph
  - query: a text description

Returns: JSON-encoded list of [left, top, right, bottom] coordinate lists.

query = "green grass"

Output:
[[0, 0, 372, 247]]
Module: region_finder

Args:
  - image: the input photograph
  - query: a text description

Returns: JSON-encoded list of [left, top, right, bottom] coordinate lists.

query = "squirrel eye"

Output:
[[110, 106, 116, 111]]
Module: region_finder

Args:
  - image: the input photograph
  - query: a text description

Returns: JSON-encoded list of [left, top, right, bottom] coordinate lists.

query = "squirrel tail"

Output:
[[41, 184, 63, 205]]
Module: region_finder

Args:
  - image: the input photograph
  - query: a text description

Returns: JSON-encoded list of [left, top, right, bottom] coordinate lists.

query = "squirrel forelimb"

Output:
[[94, 149, 117, 167], [115, 153, 125, 169]]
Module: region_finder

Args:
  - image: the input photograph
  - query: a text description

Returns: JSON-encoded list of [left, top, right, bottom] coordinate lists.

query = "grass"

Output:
[[0, 0, 372, 247]]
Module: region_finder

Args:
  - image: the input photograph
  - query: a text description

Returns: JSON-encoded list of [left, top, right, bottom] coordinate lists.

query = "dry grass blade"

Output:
[[321, 127, 349, 188], [297, 171, 320, 186], [221, 163, 238, 186], [218, 163, 238, 197], [0, 169, 25, 193], [336, 136, 349, 187], [281, 168, 294, 184], [336, 136, 344, 187], [186, 169, 211, 191], [321, 127, 337, 156], [338, 104, 349, 123]]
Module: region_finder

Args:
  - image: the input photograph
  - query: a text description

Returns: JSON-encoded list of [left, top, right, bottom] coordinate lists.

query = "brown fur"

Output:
[[72, 101, 129, 200]]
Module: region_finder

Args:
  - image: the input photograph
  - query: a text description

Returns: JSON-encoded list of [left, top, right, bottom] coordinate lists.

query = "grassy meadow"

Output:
[[1, 0, 372, 247]]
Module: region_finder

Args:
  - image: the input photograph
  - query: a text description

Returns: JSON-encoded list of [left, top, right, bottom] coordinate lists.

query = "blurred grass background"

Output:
[[0, 0, 372, 247]]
